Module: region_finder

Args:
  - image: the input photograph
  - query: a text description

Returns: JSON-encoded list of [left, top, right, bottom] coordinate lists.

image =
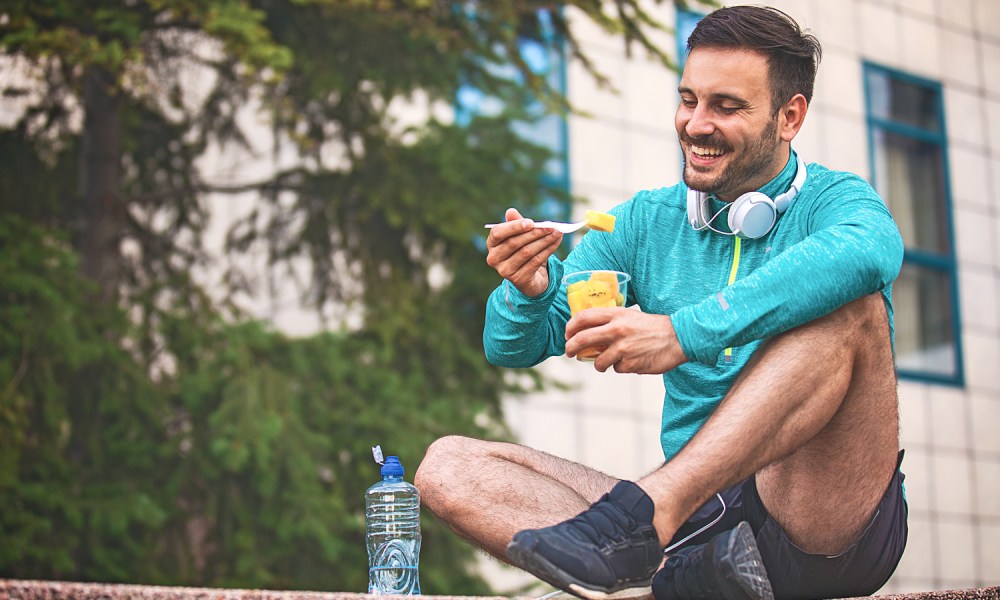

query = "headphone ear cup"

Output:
[[728, 192, 776, 239], [687, 189, 706, 229]]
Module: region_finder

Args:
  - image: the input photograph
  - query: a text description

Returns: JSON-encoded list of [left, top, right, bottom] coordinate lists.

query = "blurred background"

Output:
[[1, 0, 998, 597]]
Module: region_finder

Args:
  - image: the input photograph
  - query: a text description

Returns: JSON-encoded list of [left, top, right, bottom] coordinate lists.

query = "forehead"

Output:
[[679, 47, 770, 98]]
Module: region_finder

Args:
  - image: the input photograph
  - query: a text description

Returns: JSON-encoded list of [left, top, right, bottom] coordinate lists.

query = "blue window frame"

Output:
[[456, 8, 569, 223], [863, 62, 964, 386], [675, 8, 703, 69]]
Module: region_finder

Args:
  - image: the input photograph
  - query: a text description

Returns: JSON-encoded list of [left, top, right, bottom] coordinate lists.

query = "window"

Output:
[[456, 8, 569, 223], [675, 8, 704, 69], [864, 63, 964, 385]]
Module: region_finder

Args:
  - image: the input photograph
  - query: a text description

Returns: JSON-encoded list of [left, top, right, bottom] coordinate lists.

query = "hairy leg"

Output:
[[752, 293, 899, 552], [641, 293, 899, 554], [415, 435, 619, 561]]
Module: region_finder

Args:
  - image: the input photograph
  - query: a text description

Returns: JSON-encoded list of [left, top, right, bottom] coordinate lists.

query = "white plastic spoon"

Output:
[[483, 220, 587, 234]]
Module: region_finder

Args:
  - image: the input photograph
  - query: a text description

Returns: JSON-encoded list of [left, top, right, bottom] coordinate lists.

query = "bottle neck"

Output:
[[383, 475, 403, 483]]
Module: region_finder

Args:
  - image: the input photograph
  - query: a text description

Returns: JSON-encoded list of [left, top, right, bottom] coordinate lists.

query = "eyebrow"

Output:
[[677, 86, 752, 107]]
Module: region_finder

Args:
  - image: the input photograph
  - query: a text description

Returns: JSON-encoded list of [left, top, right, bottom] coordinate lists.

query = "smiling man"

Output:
[[415, 6, 908, 600]]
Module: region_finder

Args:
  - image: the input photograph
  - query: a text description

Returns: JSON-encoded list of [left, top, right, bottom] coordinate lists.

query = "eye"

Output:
[[717, 106, 740, 115], [679, 97, 697, 108]]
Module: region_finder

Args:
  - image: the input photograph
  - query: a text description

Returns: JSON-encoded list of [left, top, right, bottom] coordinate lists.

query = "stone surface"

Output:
[[2, 580, 1000, 600]]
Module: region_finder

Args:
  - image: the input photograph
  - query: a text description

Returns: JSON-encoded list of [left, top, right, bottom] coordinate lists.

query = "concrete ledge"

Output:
[[2, 580, 998, 600], [0, 581, 498, 600]]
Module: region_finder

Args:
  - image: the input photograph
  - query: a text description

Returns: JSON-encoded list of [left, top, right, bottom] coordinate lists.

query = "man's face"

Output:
[[675, 47, 786, 201]]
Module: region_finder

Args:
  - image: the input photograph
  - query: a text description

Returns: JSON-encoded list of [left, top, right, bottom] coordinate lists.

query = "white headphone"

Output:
[[687, 155, 808, 239]]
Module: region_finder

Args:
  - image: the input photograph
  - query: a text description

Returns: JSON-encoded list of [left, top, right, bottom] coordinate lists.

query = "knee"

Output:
[[801, 292, 887, 335], [415, 435, 462, 490], [415, 435, 475, 511], [763, 293, 890, 364], [835, 293, 889, 338], [843, 292, 886, 320], [808, 294, 894, 370]]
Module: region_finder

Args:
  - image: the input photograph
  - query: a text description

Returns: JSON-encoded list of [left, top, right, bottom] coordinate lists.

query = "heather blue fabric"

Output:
[[483, 151, 904, 461]]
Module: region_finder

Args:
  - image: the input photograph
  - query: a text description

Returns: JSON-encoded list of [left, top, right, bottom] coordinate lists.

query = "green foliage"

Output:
[[150, 319, 498, 592], [1, 0, 290, 75], [0, 215, 167, 580], [0, 214, 497, 590], [0, 0, 712, 593]]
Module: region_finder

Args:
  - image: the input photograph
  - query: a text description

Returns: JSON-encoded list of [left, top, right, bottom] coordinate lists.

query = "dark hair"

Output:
[[686, 5, 822, 116]]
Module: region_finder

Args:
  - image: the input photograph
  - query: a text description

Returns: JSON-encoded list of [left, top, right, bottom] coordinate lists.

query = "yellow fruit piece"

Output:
[[586, 283, 616, 308], [566, 271, 625, 314], [568, 278, 619, 313], [588, 271, 619, 290], [567, 289, 588, 313], [589, 272, 624, 306], [584, 210, 616, 233]]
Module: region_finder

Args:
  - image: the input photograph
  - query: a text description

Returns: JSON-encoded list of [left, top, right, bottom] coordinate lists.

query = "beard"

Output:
[[681, 117, 781, 198]]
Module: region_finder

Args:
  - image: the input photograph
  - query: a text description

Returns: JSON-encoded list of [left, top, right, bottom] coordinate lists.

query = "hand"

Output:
[[565, 308, 688, 374], [485, 208, 563, 297]]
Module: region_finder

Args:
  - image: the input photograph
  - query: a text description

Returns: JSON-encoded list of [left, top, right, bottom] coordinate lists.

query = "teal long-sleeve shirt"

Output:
[[483, 153, 904, 461]]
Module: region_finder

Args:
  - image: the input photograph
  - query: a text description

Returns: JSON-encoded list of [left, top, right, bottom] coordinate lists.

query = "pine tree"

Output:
[[0, 0, 705, 592]]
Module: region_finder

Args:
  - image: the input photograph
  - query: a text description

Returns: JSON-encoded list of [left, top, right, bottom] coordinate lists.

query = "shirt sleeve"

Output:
[[670, 175, 904, 365], [482, 201, 636, 368], [482, 256, 569, 368]]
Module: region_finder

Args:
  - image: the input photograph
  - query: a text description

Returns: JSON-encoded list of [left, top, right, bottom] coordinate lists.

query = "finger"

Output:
[[591, 345, 621, 373], [565, 325, 608, 361], [565, 308, 617, 340], [596, 344, 629, 374], [504, 234, 563, 290], [490, 228, 555, 266], [487, 225, 546, 258], [491, 230, 562, 280], [510, 229, 562, 272], [487, 217, 537, 249], [486, 207, 530, 246]]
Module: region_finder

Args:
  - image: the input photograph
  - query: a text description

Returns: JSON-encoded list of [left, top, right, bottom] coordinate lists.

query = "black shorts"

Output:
[[665, 450, 909, 600]]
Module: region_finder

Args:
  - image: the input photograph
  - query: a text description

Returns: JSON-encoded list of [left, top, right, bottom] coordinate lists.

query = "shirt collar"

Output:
[[757, 148, 798, 201]]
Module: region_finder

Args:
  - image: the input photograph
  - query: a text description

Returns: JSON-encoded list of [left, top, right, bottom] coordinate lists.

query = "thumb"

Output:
[[505, 207, 524, 223]]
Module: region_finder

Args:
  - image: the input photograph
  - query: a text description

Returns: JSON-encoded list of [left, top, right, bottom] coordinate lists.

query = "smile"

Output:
[[691, 145, 727, 158]]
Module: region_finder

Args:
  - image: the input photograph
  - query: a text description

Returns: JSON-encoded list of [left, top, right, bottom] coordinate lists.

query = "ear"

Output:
[[778, 94, 808, 142]]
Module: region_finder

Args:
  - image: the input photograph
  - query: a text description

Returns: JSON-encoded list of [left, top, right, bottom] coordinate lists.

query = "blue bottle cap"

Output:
[[381, 456, 404, 477]]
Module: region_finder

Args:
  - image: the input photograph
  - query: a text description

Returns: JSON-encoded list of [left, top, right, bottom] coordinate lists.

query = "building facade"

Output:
[[484, 0, 1000, 595]]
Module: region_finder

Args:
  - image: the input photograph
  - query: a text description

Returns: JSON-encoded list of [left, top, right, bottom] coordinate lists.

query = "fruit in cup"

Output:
[[566, 272, 625, 314]]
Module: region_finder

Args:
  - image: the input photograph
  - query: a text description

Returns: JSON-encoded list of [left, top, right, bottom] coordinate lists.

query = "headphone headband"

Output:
[[772, 154, 808, 213]]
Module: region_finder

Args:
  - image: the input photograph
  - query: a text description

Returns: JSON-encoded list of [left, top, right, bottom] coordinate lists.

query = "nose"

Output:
[[684, 103, 716, 139]]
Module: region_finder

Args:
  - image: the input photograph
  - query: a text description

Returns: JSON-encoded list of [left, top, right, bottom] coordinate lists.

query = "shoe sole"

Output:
[[715, 521, 774, 600], [567, 583, 653, 600], [506, 540, 653, 600]]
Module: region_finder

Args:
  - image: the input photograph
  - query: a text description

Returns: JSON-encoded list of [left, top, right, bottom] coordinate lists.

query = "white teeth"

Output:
[[692, 145, 725, 157]]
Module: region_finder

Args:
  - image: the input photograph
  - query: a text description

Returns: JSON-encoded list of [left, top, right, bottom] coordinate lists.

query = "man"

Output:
[[415, 6, 907, 600]]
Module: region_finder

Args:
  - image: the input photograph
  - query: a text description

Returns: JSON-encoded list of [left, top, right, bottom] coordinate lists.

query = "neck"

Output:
[[717, 145, 791, 202]]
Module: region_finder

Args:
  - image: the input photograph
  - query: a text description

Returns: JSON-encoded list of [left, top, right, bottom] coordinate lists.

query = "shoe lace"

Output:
[[566, 500, 636, 546], [663, 545, 717, 600]]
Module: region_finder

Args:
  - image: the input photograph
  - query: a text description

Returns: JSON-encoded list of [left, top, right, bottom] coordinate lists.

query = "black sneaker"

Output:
[[652, 521, 774, 600], [506, 481, 661, 599]]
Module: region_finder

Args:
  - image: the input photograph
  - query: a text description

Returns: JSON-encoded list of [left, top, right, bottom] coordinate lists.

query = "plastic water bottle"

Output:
[[366, 446, 421, 595]]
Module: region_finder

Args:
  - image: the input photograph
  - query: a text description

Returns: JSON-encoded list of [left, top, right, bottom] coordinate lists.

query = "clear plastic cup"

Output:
[[561, 270, 630, 361]]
